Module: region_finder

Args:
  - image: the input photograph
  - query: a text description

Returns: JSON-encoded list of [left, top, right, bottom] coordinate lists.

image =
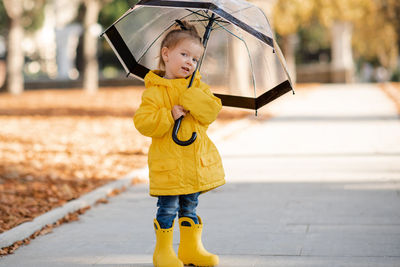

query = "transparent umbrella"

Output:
[[101, 0, 294, 145]]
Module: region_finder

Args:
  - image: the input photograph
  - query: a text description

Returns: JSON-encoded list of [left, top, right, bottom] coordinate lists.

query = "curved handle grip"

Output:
[[172, 116, 197, 146]]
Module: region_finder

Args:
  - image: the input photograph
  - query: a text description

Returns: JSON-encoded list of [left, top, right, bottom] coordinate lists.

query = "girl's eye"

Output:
[[181, 53, 187, 57], [193, 58, 198, 63]]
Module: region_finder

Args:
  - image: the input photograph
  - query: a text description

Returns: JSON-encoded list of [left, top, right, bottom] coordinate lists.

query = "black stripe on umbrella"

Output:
[[104, 25, 150, 79], [214, 80, 292, 110]]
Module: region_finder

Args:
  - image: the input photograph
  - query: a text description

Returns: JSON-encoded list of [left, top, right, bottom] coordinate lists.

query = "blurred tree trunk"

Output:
[[331, 20, 354, 83], [3, 0, 24, 95], [381, 0, 400, 46], [82, 0, 101, 93], [255, 0, 290, 86], [380, 0, 400, 69], [228, 36, 251, 96], [281, 34, 297, 83]]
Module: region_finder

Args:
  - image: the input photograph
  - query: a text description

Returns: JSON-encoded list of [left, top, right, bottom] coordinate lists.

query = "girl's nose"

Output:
[[187, 57, 195, 65]]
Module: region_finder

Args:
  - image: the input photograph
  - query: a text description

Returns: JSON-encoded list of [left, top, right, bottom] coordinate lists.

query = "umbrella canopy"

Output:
[[101, 0, 294, 111]]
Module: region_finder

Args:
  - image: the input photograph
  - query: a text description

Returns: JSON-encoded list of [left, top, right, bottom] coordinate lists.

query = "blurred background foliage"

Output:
[[0, 0, 45, 34], [273, 0, 399, 81], [0, 1, 6, 35], [0, 0, 399, 95], [98, 0, 134, 27]]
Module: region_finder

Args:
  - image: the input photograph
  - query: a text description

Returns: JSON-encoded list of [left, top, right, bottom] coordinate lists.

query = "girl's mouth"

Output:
[[182, 67, 190, 72]]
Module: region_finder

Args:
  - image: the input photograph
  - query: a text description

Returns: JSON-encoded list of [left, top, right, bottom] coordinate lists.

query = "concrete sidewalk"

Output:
[[1, 83, 400, 266]]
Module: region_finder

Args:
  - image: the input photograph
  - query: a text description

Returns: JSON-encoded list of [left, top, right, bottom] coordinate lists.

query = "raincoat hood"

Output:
[[144, 70, 202, 89]]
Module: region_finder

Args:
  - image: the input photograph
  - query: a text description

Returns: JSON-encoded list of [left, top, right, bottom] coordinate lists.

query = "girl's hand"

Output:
[[171, 105, 188, 120]]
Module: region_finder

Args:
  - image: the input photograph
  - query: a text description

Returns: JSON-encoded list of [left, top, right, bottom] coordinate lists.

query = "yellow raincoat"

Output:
[[134, 70, 225, 196]]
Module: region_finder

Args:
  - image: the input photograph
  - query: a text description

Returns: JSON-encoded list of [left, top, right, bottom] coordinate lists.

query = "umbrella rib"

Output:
[[214, 20, 257, 101], [136, 25, 174, 64], [184, 10, 228, 31], [182, 9, 214, 30], [189, 19, 209, 22], [211, 21, 231, 30], [187, 10, 228, 30], [201, 5, 255, 31], [191, 10, 208, 28], [185, 9, 209, 19], [189, 5, 254, 19], [185, 15, 226, 24], [227, 5, 253, 17], [211, 19, 230, 30]]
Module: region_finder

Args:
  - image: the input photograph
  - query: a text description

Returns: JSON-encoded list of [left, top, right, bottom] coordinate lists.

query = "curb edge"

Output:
[[0, 168, 148, 249]]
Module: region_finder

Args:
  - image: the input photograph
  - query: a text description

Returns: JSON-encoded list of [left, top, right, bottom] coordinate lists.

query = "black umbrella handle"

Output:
[[172, 116, 197, 146]]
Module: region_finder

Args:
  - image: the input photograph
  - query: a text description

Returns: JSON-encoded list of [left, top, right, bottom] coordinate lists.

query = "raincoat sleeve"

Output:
[[180, 82, 222, 125], [133, 87, 174, 138]]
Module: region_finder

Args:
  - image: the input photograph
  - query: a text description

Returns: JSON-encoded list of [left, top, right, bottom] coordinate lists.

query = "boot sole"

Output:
[[183, 263, 217, 267]]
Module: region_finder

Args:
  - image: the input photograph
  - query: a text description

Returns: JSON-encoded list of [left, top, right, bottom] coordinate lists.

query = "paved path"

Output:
[[1, 83, 400, 266]]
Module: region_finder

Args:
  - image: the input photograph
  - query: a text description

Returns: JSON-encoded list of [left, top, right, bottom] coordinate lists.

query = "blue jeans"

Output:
[[156, 192, 200, 229]]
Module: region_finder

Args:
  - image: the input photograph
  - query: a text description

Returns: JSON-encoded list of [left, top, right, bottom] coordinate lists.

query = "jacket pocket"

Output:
[[199, 151, 225, 187], [150, 159, 181, 189], [151, 158, 178, 171]]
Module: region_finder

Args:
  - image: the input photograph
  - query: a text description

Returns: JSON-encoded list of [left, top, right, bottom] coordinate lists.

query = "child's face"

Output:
[[162, 38, 203, 79]]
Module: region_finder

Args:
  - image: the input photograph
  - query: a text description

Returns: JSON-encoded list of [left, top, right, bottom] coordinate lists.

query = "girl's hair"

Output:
[[158, 20, 202, 70]]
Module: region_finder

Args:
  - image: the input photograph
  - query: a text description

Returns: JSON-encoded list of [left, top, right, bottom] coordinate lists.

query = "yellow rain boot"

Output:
[[153, 219, 183, 267], [178, 216, 219, 266]]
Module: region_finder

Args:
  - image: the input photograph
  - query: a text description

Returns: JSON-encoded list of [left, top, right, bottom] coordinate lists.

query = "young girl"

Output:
[[133, 21, 225, 267]]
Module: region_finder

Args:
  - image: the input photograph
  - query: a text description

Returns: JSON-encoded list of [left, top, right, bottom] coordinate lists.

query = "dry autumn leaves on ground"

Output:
[[0, 86, 252, 255]]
